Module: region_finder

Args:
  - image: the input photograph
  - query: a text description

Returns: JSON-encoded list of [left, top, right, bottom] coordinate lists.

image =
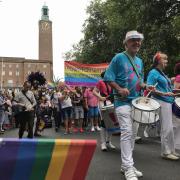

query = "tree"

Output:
[[65, 0, 180, 76]]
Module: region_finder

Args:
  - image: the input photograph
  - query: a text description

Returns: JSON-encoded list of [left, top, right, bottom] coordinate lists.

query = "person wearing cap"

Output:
[[104, 30, 149, 180], [147, 52, 179, 160]]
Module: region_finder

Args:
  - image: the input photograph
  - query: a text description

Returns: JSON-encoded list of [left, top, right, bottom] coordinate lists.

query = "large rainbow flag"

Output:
[[64, 61, 109, 87], [0, 138, 96, 180]]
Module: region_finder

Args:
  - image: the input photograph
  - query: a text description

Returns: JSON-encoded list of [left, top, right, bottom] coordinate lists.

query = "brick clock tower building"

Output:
[[0, 4, 53, 89]]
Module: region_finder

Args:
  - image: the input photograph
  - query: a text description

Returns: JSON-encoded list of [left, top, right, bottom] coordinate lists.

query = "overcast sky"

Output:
[[0, 0, 91, 80]]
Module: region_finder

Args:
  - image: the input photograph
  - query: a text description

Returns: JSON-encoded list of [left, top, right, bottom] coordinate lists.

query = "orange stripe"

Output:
[[59, 140, 85, 180], [45, 139, 71, 180]]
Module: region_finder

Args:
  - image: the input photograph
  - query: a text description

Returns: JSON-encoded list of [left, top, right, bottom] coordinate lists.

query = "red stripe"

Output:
[[72, 140, 97, 180], [59, 140, 86, 180], [65, 61, 108, 69]]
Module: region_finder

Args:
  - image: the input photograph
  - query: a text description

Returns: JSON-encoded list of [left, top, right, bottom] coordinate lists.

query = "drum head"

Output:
[[132, 97, 160, 111], [175, 98, 180, 108]]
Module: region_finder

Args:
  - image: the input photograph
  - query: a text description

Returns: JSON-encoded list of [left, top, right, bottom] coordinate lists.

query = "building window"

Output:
[[9, 64, 12, 68], [9, 71, 12, 76], [16, 71, 19, 76], [43, 65, 47, 68], [16, 64, 19, 68]]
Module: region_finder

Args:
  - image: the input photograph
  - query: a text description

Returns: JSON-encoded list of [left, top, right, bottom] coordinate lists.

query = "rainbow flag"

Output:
[[64, 61, 108, 87], [0, 138, 96, 180], [47, 82, 55, 89]]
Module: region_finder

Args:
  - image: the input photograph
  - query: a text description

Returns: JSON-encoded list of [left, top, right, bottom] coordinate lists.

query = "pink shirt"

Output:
[[84, 88, 98, 107], [175, 75, 180, 89], [175, 75, 180, 83]]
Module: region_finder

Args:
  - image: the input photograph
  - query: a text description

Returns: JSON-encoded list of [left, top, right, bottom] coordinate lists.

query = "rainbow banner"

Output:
[[0, 138, 96, 180], [64, 61, 109, 87]]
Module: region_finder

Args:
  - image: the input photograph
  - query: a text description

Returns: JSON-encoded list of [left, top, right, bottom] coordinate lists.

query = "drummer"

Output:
[[147, 52, 179, 160], [93, 71, 116, 151], [104, 31, 152, 180], [172, 62, 180, 150], [174, 63, 180, 90]]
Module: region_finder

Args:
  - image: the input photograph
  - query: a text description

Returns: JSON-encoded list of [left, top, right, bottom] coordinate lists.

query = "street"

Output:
[[1, 126, 180, 180]]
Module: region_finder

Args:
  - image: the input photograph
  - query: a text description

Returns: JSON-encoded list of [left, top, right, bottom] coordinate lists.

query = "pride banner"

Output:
[[64, 61, 109, 87], [0, 138, 96, 180]]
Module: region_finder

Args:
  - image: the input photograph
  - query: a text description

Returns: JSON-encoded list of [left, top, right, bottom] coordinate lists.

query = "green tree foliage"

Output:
[[65, 0, 180, 76]]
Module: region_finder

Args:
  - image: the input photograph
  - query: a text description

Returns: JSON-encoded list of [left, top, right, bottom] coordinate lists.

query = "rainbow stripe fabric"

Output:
[[64, 61, 108, 87], [0, 138, 96, 180]]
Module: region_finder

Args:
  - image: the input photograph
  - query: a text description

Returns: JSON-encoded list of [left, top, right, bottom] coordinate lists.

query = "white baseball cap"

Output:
[[123, 30, 144, 43]]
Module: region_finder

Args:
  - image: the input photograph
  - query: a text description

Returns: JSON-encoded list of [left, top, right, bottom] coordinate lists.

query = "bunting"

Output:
[[64, 61, 109, 87]]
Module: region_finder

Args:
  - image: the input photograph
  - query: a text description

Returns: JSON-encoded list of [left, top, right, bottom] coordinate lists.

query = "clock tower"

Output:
[[39, 4, 53, 62]]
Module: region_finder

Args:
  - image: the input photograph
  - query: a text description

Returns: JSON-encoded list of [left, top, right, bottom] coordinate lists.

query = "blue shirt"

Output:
[[147, 68, 174, 104], [104, 52, 144, 107]]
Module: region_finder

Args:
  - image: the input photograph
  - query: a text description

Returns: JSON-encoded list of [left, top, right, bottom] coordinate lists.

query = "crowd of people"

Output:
[[0, 81, 109, 137]]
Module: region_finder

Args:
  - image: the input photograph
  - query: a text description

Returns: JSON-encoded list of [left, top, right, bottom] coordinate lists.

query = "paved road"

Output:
[[1, 127, 180, 180]]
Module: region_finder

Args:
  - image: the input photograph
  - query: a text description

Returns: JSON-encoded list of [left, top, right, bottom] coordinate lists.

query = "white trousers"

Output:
[[157, 100, 175, 155], [172, 114, 180, 150], [115, 105, 136, 170]]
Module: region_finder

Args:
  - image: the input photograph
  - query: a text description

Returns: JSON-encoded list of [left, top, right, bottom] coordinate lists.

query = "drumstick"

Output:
[[145, 83, 158, 97], [174, 93, 180, 96]]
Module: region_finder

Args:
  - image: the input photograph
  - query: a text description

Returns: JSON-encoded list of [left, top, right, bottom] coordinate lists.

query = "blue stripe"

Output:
[[106, 127, 124, 133], [12, 139, 37, 180], [65, 77, 100, 83]]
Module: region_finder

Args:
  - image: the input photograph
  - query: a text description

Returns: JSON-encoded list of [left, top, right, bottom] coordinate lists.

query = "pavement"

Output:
[[1, 126, 180, 180]]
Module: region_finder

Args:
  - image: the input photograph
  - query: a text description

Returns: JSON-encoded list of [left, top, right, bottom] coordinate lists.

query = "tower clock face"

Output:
[[41, 22, 50, 31]]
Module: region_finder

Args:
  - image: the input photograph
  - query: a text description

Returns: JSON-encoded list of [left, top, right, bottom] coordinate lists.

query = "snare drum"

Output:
[[100, 104, 120, 134], [172, 97, 180, 118], [131, 97, 160, 124]]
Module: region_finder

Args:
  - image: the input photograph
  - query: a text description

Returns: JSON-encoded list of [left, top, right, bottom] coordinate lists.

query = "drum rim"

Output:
[[132, 97, 160, 112], [175, 97, 180, 108]]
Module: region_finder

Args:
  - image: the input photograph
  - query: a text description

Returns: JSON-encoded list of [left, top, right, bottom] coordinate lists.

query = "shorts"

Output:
[[88, 106, 99, 118], [74, 106, 84, 119], [62, 107, 73, 120]]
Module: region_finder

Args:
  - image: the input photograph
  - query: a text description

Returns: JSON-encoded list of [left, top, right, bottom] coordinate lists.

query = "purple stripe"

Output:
[[66, 82, 97, 87], [12, 139, 37, 180], [0, 138, 20, 180]]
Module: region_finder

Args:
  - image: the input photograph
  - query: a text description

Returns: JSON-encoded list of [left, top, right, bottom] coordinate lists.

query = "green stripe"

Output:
[[30, 139, 55, 180]]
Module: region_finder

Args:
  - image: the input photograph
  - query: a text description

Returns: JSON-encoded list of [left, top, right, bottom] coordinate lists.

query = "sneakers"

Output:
[[124, 168, 138, 180], [96, 126, 101, 131], [173, 152, 180, 157], [101, 142, 107, 151], [121, 167, 143, 178], [91, 126, 95, 132], [106, 142, 116, 149], [73, 128, 79, 133], [161, 153, 179, 160], [79, 128, 84, 133], [135, 136, 142, 143]]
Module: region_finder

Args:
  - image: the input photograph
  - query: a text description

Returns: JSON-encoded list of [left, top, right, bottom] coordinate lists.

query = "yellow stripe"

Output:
[[45, 139, 71, 180]]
